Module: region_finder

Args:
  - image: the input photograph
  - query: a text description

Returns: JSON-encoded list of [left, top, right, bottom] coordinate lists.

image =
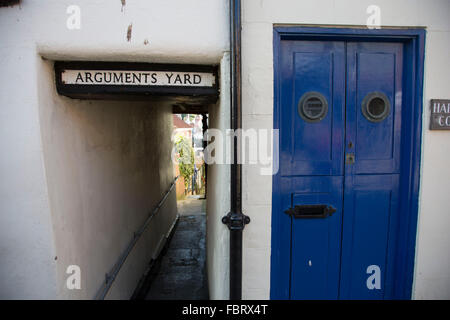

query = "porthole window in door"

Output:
[[298, 92, 328, 123], [361, 92, 390, 123]]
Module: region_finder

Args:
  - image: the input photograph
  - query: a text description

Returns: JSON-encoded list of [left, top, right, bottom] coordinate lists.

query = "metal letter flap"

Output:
[[284, 204, 337, 219]]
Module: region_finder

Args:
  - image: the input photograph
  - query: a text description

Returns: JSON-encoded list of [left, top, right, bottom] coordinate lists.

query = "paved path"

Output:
[[177, 197, 206, 216], [145, 200, 208, 300]]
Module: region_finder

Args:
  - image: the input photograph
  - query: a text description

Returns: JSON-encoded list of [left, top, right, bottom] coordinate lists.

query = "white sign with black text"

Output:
[[61, 70, 216, 87]]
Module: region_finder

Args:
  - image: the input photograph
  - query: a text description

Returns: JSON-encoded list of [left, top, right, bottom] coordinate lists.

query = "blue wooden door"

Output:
[[276, 40, 404, 299]]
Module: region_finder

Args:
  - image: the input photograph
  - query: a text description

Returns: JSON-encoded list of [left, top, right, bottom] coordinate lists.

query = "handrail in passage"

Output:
[[94, 176, 179, 300]]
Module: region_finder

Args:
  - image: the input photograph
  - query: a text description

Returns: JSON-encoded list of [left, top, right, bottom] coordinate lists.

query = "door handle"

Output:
[[284, 204, 337, 219]]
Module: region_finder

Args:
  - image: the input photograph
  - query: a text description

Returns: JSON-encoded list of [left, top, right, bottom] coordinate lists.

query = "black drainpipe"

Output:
[[222, 0, 250, 300]]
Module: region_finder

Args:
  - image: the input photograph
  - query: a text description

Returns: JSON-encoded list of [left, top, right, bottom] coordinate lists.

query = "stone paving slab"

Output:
[[177, 199, 206, 216], [145, 208, 208, 300]]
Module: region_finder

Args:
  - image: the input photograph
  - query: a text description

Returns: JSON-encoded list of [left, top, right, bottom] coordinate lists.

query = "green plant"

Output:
[[175, 136, 194, 192]]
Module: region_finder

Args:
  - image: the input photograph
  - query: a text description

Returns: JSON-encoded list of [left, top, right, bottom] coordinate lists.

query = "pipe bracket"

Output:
[[222, 211, 250, 231]]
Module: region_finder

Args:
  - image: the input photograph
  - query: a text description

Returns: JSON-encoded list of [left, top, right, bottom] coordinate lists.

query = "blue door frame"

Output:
[[271, 26, 426, 300]]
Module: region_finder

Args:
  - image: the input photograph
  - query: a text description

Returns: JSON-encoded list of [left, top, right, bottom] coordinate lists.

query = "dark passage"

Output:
[[145, 199, 208, 300]]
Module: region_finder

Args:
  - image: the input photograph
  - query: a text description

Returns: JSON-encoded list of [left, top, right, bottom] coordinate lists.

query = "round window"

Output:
[[361, 92, 390, 122], [298, 92, 328, 123]]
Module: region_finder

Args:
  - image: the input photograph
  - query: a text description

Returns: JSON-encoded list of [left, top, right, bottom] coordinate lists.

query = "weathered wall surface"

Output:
[[241, 0, 450, 299], [0, 0, 229, 299], [14, 0, 228, 64]]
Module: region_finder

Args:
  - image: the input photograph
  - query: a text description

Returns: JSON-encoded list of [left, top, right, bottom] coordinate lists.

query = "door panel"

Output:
[[339, 42, 403, 299], [279, 41, 345, 177], [339, 175, 400, 299], [290, 176, 343, 300], [346, 42, 403, 175]]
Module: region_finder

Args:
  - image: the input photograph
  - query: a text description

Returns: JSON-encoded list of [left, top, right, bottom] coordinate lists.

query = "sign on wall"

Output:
[[54, 61, 218, 102], [430, 99, 450, 130], [61, 70, 215, 87]]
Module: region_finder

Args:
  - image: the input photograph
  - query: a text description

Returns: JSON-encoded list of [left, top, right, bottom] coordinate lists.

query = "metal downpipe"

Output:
[[221, 0, 250, 300]]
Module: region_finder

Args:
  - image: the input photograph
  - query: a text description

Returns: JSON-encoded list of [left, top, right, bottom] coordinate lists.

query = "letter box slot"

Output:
[[284, 204, 337, 219]]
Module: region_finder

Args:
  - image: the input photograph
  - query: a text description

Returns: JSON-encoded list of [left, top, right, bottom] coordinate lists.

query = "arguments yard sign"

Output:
[[62, 70, 215, 87], [55, 61, 218, 102]]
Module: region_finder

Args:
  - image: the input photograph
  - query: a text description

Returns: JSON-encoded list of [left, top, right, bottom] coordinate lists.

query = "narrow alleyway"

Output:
[[145, 198, 208, 300]]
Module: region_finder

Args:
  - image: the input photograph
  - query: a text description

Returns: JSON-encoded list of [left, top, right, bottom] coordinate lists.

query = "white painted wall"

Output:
[[38, 57, 178, 299], [241, 0, 450, 300], [207, 53, 231, 300], [3, 0, 229, 64], [0, 0, 229, 299], [0, 40, 58, 300]]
